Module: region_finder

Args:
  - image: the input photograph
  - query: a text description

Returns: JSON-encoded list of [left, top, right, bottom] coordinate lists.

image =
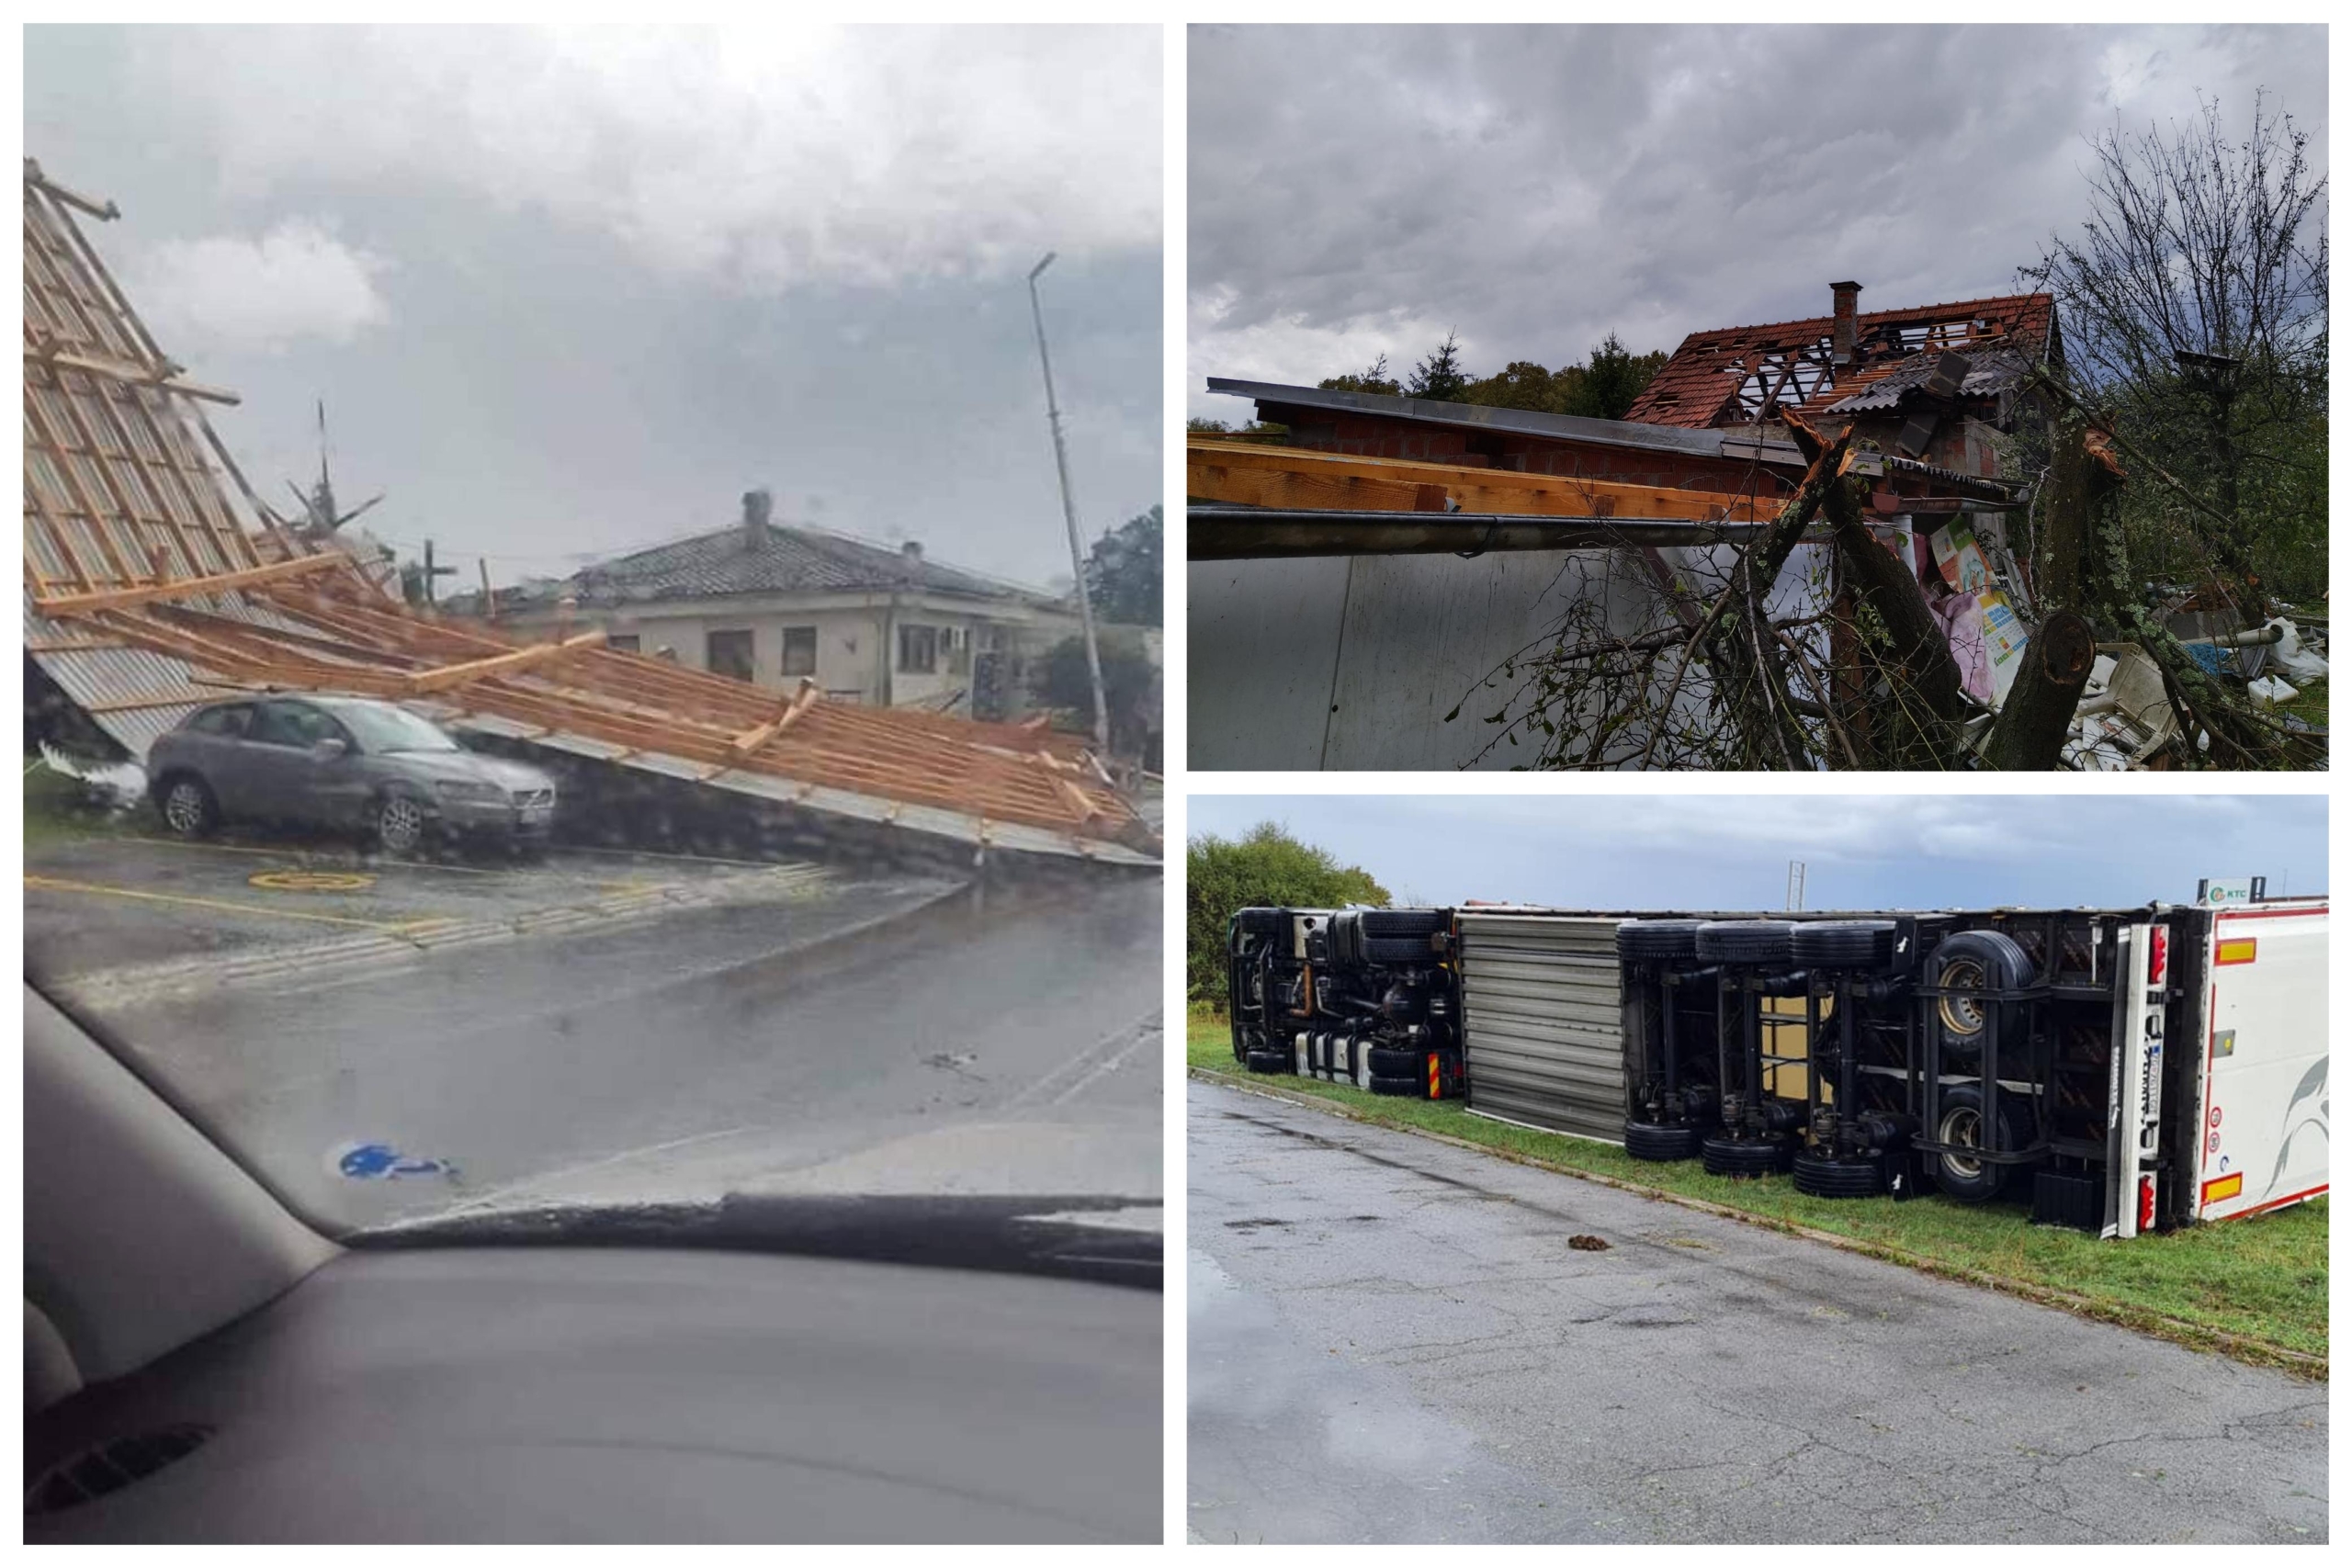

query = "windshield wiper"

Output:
[[356, 1192, 1163, 1291]]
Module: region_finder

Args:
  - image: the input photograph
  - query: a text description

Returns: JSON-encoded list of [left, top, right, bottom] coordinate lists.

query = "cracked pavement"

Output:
[[1187, 1080, 2326, 1544]]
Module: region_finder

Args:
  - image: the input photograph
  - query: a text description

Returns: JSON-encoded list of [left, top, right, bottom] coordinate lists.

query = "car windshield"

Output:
[[329, 703, 461, 754], [22, 24, 1165, 1255]]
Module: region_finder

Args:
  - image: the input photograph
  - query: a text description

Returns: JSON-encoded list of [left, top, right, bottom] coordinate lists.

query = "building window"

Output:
[[781, 626, 818, 678], [947, 626, 972, 676], [897, 623, 939, 673], [706, 628, 755, 682], [605, 633, 640, 654]]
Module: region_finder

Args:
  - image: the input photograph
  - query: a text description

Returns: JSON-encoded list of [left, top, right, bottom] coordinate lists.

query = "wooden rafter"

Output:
[[404, 628, 605, 695], [33, 551, 340, 616], [729, 679, 820, 757], [1187, 438, 1781, 522]]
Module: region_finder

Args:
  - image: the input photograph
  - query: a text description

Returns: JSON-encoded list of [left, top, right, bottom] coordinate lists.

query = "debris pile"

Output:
[[24, 162, 1156, 863]]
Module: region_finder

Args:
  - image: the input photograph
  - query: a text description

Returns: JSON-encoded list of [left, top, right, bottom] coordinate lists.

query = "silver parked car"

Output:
[[148, 694, 559, 856]]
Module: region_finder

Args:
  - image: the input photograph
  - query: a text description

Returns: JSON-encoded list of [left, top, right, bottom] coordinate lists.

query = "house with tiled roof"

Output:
[[451, 491, 1085, 720], [1624, 282, 2060, 479]]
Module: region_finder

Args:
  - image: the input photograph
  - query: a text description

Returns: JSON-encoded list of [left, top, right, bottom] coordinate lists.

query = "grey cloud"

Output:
[[1188, 24, 2325, 418]]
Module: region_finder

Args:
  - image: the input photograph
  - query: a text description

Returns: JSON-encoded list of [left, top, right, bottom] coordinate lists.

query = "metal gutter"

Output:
[[1206, 377, 1807, 467]]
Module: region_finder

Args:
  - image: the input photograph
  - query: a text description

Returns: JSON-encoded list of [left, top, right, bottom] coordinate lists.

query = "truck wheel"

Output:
[[156, 773, 219, 840], [1928, 930, 2030, 1067], [1928, 1082, 2030, 1202], [1360, 909, 1446, 937], [1244, 1050, 1291, 1075], [1695, 920, 1797, 967], [1618, 919, 1704, 964], [1365, 1046, 1422, 1077], [1623, 1121, 1702, 1161], [1790, 919, 1897, 970], [1362, 934, 1442, 964], [1367, 1074, 1424, 1098], [1701, 1134, 1795, 1179], [1792, 1151, 1883, 1199]]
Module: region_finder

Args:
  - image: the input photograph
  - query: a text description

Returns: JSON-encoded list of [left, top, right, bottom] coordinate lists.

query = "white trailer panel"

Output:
[[2193, 898, 2328, 1222]]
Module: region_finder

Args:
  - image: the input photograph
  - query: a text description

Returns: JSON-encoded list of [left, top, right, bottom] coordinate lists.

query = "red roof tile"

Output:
[[1625, 292, 2054, 429]]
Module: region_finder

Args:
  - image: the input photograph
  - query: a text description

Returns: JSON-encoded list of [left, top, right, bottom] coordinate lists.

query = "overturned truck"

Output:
[[1229, 895, 2325, 1235]]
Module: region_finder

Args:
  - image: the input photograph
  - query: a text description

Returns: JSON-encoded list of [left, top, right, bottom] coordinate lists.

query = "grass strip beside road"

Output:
[[1188, 1017, 2326, 1376]]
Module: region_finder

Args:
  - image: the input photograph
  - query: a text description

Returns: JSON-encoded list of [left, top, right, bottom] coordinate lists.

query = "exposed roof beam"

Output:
[[33, 550, 342, 615], [405, 629, 605, 695]]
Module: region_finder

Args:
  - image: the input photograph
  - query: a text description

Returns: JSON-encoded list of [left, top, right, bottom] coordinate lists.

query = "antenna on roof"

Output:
[[285, 399, 384, 537]]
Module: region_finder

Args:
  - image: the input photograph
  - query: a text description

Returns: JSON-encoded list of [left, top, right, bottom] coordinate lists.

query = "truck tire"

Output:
[[1244, 1050, 1291, 1075], [1365, 1046, 1421, 1078], [1618, 919, 1703, 964], [1362, 934, 1441, 964], [1701, 1134, 1795, 1179], [1791, 919, 1897, 970], [1792, 1151, 1883, 1199], [1928, 1082, 2030, 1202], [1695, 920, 1796, 967], [1928, 930, 2031, 1067], [1623, 1120, 1702, 1161], [1361, 908, 1446, 937], [1367, 1074, 1424, 1097]]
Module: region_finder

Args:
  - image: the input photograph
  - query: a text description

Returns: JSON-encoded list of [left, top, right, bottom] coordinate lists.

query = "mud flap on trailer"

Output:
[[2106, 923, 2165, 1239]]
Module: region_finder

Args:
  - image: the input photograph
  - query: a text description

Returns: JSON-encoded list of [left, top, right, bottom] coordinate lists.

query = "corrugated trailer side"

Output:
[[1456, 913, 1626, 1141]]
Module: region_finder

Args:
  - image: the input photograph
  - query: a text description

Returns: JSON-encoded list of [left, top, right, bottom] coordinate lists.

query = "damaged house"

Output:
[[447, 491, 1084, 723], [1190, 280, 2310, 771]]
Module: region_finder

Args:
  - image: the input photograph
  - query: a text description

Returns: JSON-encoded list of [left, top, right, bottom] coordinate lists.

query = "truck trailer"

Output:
[[1231, 897, 2325, 1235]]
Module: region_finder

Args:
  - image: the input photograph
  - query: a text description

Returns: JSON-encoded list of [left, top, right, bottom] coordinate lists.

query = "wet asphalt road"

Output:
[[40, 863, 1160, 1233], [1188, 1080, 2327, 1545]]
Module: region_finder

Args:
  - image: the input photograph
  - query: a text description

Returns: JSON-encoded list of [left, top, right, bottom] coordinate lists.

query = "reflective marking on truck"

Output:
[[1427, 1051, 1439, 1100], [2202, 1172, 2244, 1205], [2215, 938, 2258, 965]]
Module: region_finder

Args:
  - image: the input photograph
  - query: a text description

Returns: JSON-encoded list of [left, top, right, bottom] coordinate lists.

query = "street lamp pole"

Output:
[[1026, 251, 1112, 760]]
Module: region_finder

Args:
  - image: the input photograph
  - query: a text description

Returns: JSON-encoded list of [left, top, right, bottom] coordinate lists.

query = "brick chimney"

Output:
[[1830, 281, 1861, 365], [741, 488, 772, 551]]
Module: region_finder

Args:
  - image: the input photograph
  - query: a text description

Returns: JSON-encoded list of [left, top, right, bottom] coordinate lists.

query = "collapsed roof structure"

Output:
[[23, 162, 1154, 864], [1191, 281, 2245, 771]]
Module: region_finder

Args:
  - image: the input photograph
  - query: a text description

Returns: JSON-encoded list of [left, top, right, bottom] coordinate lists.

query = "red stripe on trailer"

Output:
[[2222, 1182, 2330, 1222], [2214, 906, 2326, 921]]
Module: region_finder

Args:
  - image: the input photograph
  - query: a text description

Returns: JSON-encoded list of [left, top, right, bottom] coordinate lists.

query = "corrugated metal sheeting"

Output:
[[1456, 913, 1629, 1142]]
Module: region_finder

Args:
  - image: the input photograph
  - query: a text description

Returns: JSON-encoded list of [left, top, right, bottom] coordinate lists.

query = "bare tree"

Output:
[[2022, 91, 2327, 621]]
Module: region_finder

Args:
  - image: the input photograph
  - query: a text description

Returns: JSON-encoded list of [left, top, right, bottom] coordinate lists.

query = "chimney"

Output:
[[741, 488, 772, 551], [900, 540, 923, 568], [1830, 281, 1861, 365]]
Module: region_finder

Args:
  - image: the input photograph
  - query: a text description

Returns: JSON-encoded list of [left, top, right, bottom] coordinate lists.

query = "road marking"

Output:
[[120, 836, 509, 877], [23, 874, 450, 934], [249, 869, 378, 892]]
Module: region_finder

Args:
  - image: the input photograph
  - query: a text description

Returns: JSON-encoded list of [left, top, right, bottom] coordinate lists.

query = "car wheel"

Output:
[[158, 774, 219, 840], [1928, 1082, 2030, 1203], [1623, 1120, 1702, 1162], [375, 792, 431, 857]]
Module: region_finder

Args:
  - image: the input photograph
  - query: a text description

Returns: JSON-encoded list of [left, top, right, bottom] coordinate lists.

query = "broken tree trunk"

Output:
[[1976, 410, 2114, 771], [1824, 468, 1964, 768], [1981, 611, 2096, 769], [1680, 412, 1849, 769]]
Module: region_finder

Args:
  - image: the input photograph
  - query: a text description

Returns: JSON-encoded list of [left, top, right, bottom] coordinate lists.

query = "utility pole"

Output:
[[1786, 860, 1807, 911], [1027, 252, 1111, 759], [420, 539, 457, 607]]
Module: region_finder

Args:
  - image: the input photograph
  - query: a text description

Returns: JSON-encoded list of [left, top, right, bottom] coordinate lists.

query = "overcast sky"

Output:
[[28, 25, 1160, 590], [1188, 795, 2326, 911], [1188, 23, 2327, 423]]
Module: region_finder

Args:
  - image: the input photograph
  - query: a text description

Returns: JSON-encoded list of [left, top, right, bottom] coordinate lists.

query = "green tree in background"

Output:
[[1406, 331, 1470, 400], [1317, 352, 1402, 397], [1034, 625, 1159, 765], [1186, 822, 1391, 1006], [1577, 333, 1665, 421], [1085, 504, 1161, 626]]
